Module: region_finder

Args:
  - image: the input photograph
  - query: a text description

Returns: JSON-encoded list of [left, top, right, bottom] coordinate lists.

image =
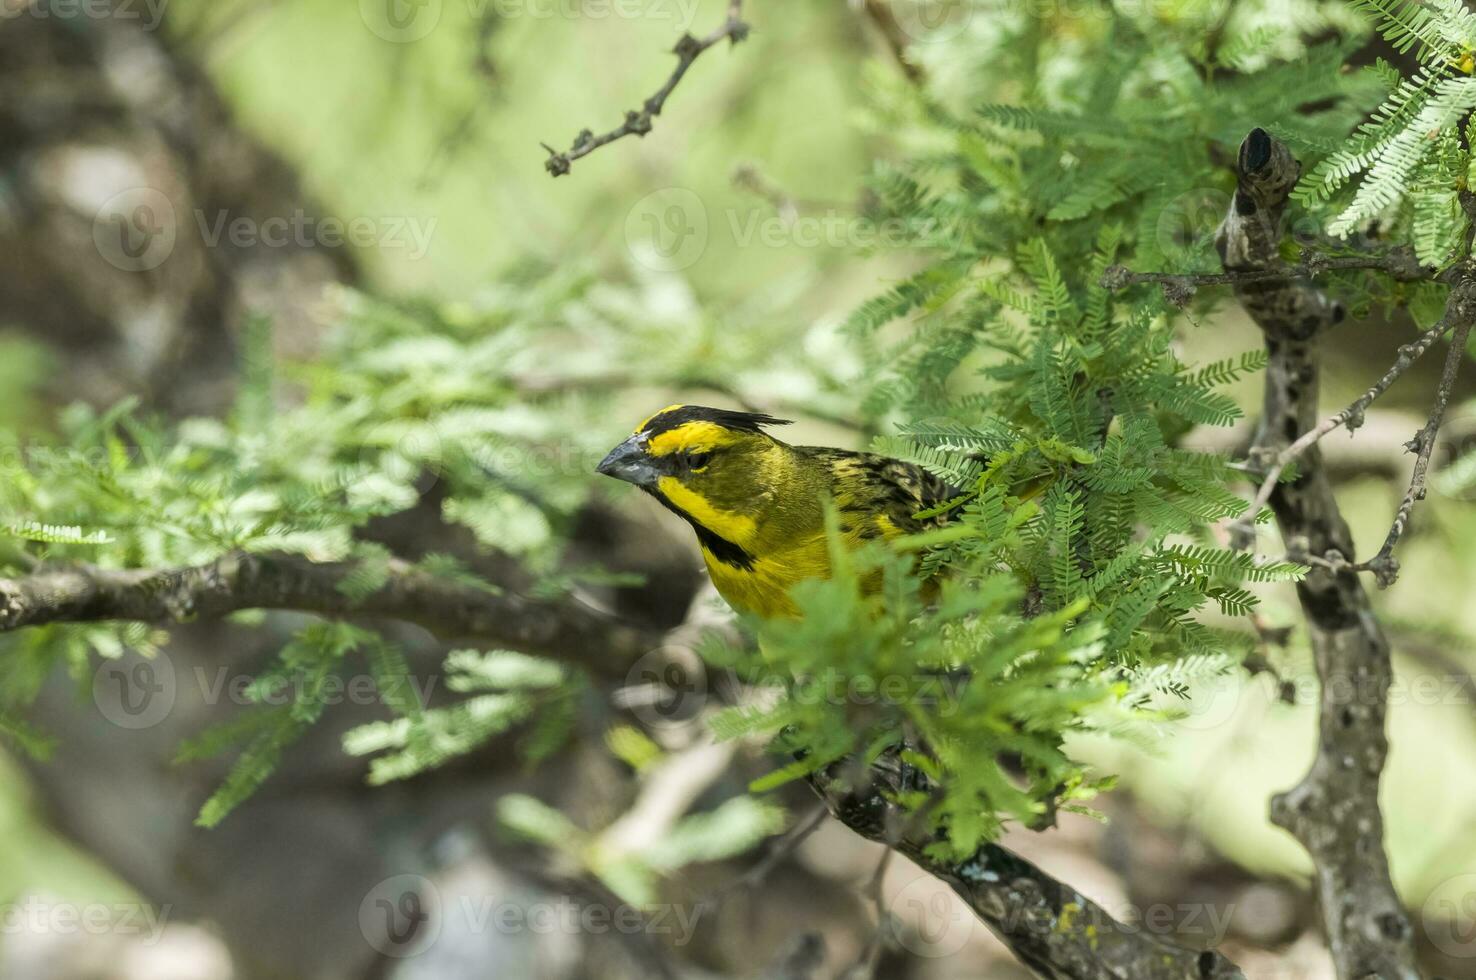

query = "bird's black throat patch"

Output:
[[642, 486, 756, 571]]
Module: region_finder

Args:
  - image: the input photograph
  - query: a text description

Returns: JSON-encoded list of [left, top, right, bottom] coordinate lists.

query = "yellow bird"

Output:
[[595, 405, 955, 619]]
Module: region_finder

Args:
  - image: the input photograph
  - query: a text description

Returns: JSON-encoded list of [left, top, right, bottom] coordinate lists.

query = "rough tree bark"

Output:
[[0, 551, 660, 681], [1214, 127, 1432, 980], [812, 753, 1246, 980]]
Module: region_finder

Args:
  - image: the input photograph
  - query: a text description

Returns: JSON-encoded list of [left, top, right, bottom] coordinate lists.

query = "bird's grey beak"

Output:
[[596, 434, 659, 487]]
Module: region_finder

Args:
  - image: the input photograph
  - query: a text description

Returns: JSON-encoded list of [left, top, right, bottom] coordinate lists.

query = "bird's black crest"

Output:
[[640, 405, 793, 436]]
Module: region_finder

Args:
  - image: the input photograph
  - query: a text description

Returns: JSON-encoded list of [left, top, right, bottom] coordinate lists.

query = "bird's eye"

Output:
[[687, 451, 712, 472]]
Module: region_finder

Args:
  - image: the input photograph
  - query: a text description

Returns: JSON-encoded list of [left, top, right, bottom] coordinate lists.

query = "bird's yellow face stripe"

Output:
[[646, 421, 743, 458], [657, 476, 758, 548]]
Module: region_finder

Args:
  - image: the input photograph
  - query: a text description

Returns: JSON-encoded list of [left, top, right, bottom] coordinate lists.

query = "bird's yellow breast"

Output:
[[700, 533, 831, 619]]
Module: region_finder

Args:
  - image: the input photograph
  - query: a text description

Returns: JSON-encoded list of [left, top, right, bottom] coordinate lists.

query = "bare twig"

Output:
[[541, 0, 750, 176], [841, 847, 895, 980], [1354, 317, 1476, 586], [732, 163, 801, 222], [1230, 311, 1460, 547], [694, 803, 828, 915], [1214, 126, 1422, 980]]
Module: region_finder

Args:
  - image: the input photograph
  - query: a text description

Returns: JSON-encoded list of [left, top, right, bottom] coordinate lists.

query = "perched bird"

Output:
[[595, 405, 955, 618]]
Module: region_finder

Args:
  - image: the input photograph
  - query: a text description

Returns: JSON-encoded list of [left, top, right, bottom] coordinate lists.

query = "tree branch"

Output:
[[1102, 246, 1430, 300], [809, 752, 1246, 980], [1213, 126, 1423, 980], [856, 0, 925, 83], [0, 552, 660, 681], [541, 0, 749, 177]]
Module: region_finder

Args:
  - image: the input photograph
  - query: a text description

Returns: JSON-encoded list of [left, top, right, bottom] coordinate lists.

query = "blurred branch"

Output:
[[600, 738, 736, 855], [696, 804, 828, 915], [541, 0, 750, 177], [1101, 246, 1430, 305], [763, 932, 827, 980], [855, 0, 924, 83], [843, 846, 894, 979], [810, 751, 1247, 980], [0, 551, 660, 681], [1213, 127, 1422, 980]]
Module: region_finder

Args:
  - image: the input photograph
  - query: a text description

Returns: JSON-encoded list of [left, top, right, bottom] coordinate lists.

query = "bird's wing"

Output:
[[804, 448, 959, 539]]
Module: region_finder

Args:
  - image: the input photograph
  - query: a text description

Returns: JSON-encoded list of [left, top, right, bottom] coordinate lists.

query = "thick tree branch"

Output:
[[1102, 246, 1430, 301], [541, 0, 749, 177], [1213, 127, 1422, 980], [0, 552, 660, 681], [809, 753, 1246, 980]]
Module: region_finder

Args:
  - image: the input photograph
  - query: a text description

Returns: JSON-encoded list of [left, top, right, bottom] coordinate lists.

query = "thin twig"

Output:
[[1229, 312, 1458, 547], [730, 163, 857, 225], [1355, 317, 1476, 586], [541, 0, 750, 176], [693, 803, 828, 915], [842, 846, 895, 980]]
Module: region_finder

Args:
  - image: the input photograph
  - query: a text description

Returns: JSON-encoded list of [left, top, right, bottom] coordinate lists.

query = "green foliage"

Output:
[[194, 621, 374, 827], [719, 232, 1307, 852], [339, 650, 573, 786], [1296, 2, 1476, 257], [0, 260, 849, 824], [690, 4, 1445, 854], [496, 790, 787, 905]]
